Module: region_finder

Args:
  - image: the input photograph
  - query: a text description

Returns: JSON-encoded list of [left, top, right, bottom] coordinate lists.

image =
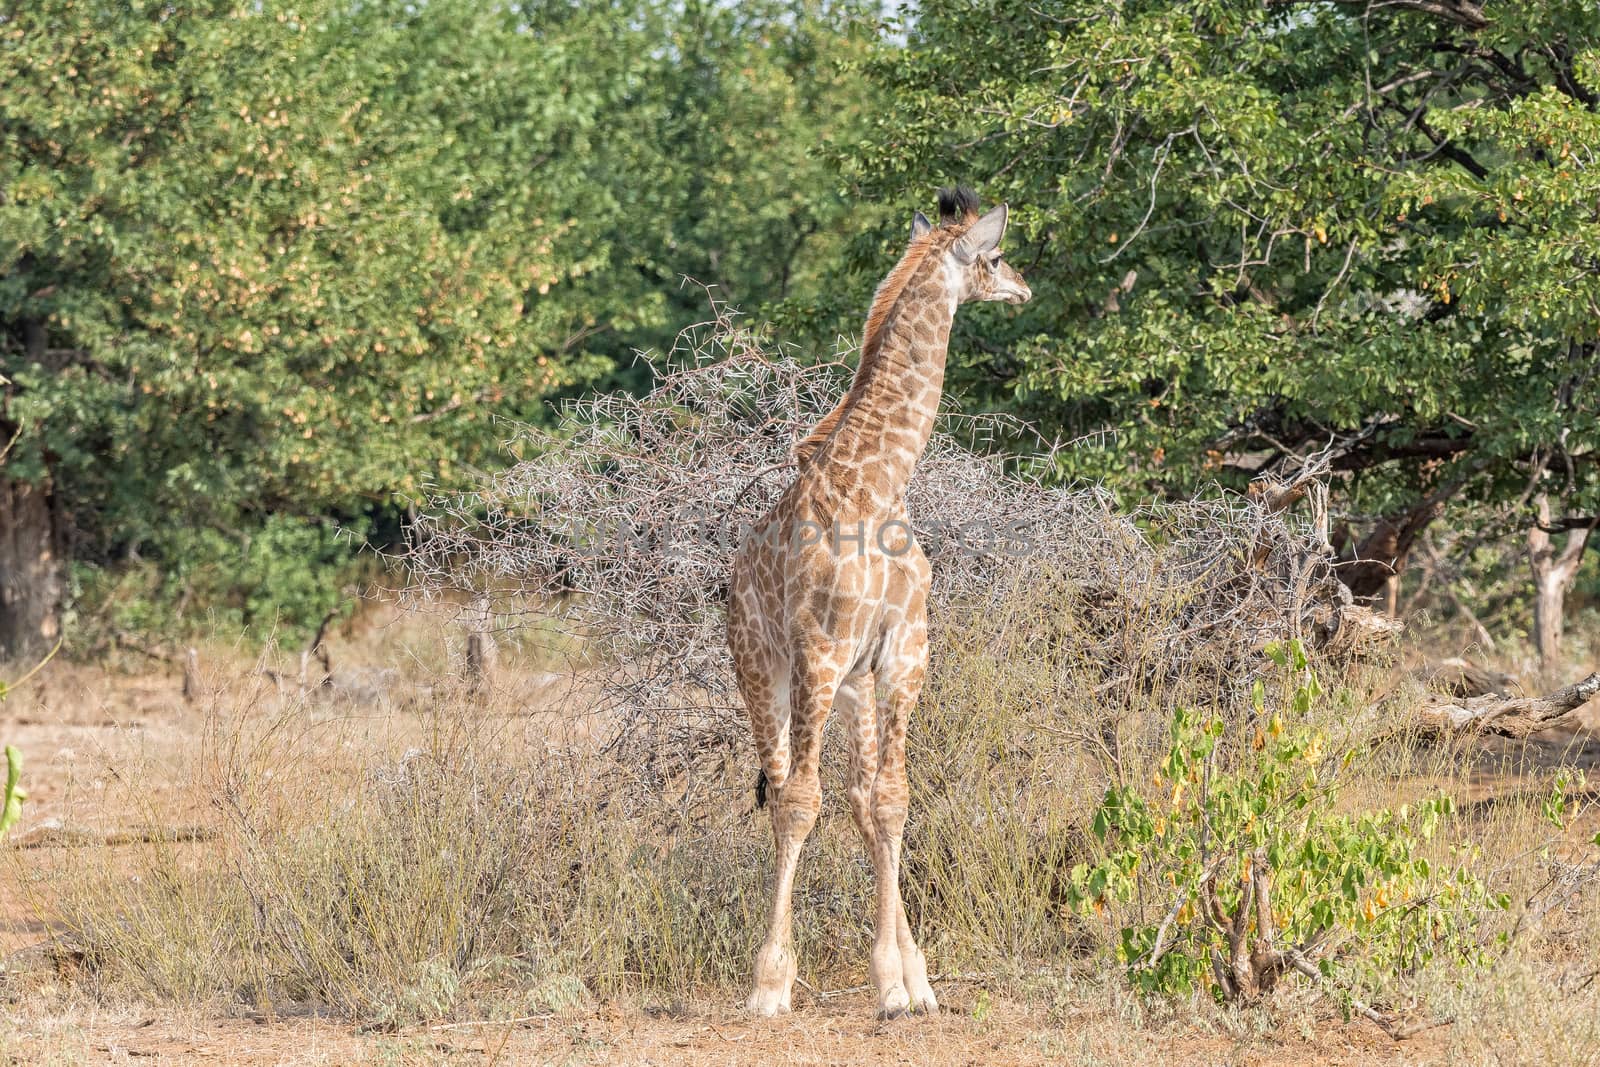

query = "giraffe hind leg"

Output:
[[839, 672, 878, 854], [733, 645, 795, 1015], [747, 645, 849, 1017]]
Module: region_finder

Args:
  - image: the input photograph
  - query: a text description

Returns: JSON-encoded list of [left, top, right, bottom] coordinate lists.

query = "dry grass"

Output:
[[2, 580, 1597, 1067]]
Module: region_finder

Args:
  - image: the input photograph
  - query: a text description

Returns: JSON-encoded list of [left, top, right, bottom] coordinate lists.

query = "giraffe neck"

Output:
[[822, 265, 955, 506]]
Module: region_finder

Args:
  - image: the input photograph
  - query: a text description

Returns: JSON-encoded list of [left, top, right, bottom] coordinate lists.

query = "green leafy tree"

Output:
[[1, 0, 873, 649], [837, 0, 1600, 598], [568, 0, 881, 383], [1, 0, 614, 648]]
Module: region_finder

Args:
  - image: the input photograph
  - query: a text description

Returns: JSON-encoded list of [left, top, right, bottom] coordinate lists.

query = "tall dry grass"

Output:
[[6, 586, 1598, 1045]]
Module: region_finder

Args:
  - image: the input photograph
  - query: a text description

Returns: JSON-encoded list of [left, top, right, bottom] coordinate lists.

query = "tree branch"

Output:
[[1323, 0, 1486, 30]]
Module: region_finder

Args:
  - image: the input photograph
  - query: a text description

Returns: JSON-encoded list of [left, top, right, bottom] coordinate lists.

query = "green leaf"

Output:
[[1, 746, 24, 838]]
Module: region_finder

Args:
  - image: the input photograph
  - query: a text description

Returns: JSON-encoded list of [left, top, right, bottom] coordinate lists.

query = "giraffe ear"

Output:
[[909, 211, 933, 242], [952, 204, 1008, 264]]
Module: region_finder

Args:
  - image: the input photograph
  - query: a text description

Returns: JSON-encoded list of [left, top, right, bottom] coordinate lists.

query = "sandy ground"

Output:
[[3, 994, 1451, 1066]]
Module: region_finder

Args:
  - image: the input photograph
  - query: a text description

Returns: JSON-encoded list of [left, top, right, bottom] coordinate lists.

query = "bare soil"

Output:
[[3, 995, 1448, 1066]]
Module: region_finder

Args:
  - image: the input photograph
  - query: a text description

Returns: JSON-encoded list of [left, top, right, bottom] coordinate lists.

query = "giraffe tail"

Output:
[[754, 768, 769, 810]]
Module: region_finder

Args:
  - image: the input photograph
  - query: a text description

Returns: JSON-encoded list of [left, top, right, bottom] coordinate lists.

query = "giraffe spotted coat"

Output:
[[727, 187, 1033, 1019]]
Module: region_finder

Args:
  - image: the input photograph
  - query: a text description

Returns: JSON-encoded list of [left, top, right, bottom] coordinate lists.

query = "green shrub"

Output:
[[1069, 644, 1503, 1011], [69, 514, 367, 648]]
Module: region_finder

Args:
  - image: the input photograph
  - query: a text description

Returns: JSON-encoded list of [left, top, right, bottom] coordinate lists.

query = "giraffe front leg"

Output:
[[871, 628, 937, 1019], [869, 722, 939, 1018]]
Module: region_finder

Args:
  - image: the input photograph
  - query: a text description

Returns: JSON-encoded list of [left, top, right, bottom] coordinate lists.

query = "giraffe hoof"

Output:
[[904, 983, 939, 1016], [745, 988, 790, 1017], [876, 985, 911, 1020]]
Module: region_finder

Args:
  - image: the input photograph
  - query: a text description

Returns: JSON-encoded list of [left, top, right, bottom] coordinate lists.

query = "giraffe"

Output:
[[727, 186, 1032, 1019]]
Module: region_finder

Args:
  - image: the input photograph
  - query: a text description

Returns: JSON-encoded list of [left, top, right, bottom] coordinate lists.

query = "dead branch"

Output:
[[1280, 949, 1450, 1041], [1412, 657, 1515, 699], [305, 609, 337, 681], [1139, 890, 1190, 972], [1414, 671, 1600, 739], [13, 823, 218, 850], [465, 594, 498, 695]]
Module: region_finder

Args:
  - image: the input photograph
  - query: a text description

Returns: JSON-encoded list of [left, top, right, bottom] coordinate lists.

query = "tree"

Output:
[[1527, 495, 1594, 673], [565, 0, 881, 383], [0, 0, 615, 652], [833, 0, 1600, 604], [0, 0, 873, 652]]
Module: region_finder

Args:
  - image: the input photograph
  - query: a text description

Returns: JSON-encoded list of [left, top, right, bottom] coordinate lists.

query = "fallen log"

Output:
[[1412, 657, 1517, 699], [1415, 671, 1600, 739], [12, 821, 218, 850]]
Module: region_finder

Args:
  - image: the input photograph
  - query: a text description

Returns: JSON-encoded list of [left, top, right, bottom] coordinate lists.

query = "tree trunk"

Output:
[[1528, 494, 1592, 674], [1333, 461, 1486, 603], [2, 309, 65, 662], [464, 595, 498, 694], [1336, 504, 1439, 600], [0, 472, 63, 661]]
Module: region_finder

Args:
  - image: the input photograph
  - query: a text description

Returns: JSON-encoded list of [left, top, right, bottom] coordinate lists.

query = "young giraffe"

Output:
[[727, 187, 1032, 1019]]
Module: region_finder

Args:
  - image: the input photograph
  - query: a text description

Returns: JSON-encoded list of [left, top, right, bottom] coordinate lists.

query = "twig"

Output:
[[13, 824, 218, 850], [1138, 889, 1190, 970], [3, 639, 62, 693], [1281, 949, 1452, 1041], [427, 1013, 556, 1031]]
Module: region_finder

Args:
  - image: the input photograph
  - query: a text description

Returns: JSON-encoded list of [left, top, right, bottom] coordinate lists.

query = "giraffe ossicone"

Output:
[[727, 185, 1033, 1019]]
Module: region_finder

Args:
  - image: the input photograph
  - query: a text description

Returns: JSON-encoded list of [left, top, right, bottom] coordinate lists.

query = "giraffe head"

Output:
[[910, 185, 1032, 307]]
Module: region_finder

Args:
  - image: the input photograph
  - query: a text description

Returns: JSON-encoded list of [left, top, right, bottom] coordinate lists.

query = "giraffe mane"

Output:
[[794, 202, 979, 466]]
